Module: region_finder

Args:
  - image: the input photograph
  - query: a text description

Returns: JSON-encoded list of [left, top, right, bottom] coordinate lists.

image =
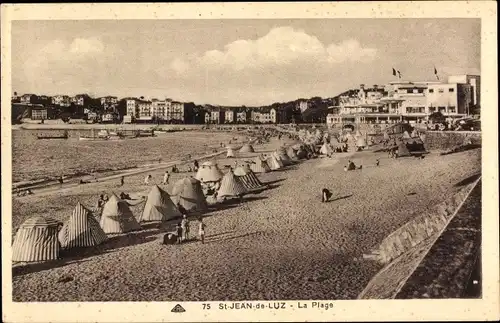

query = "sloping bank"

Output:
[[358, 176, 481, 299]]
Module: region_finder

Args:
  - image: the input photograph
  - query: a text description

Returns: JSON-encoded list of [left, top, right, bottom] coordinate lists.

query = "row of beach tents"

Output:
[[13, 140, 315, 263]]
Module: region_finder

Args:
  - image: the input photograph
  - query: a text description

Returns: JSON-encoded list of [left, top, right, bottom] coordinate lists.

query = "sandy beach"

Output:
[[11, 131, 481, 301]]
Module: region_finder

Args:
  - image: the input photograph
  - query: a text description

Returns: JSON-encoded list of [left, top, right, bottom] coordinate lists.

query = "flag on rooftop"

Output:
[[392, 68, 397, 76], [434, 66, 440, 80]]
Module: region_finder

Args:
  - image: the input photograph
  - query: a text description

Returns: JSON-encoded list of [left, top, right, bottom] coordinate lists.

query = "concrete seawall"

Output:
[[423, 131, 481, 151], [359, 177, 481, 299]]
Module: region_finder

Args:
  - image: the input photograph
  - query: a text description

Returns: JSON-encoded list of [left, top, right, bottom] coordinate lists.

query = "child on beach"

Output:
[[120, 176, 125, 187], [144, 174, 152, 185], [181, 215, 190, 241], [163, 171, 170, 185], [176, 223, 183, 244], [199, 219, 206, 244]]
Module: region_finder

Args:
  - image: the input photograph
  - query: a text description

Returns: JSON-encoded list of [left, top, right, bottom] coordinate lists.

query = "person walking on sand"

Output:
[[176, 223, 183, 244], [193, 159, 199, 172], [163, 171, 170, 185], [199, 219, 206, 244], [144, 174, 152, 185], [120, 176, 125, 187], [58, 175, 64, 188], [181, 214, 190, 241]]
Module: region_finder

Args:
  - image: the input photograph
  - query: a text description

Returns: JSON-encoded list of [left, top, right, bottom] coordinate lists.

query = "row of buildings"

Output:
[[203, 107, 278, 124], [326, 74, 480, 126]]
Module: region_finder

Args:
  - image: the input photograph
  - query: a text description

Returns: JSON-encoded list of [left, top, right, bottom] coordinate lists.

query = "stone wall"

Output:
[[358, 177, 481, 299], [363, 179, 479, 265], [423, 131, 481, 151]]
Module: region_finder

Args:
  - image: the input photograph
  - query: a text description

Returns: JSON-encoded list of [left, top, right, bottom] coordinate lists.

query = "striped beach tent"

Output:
[[99, 194, 141, 234], [319, 143, 333, 155], [139, 185, 181, 222], [250, 158, 271, 173], [356, 136, 367, 148], [266, 155, 282, 170], [195, 161, 223, 183], [171, 177, 208, 212], [239, 143, 255, 153], [12, 216, 62, 262], [58, 203, 107, 249], [218, 169, 248, 197], [234, 165, 265, 191]]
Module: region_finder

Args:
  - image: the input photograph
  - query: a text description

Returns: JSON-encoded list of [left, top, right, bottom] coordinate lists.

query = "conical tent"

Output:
[[99, 194, 141, 234], [402, 130, 411, 139], [234, 165, 265, 191], [296, 147, 307, 159], [355, 130, 363, 138], [171, 177, 208, 212], [59, 203, 108, 249], [139, 185, 181, 222], [272, 152, 286, 167], [319, 143, 333, 155], [250, 158, 271, 173], [218, 169, 248, 197], [383, 132, 390, 140], [226, 147, 235, 158], [266, 155, 282, 170], [396, 142, 411, 157], [286, 147, 299, 160], [239, 144, 255, 153], [13, 216, 61, 262], [195, 161, 223, 182], [356, 137, 367, 148], [275, 151, 292, 166]]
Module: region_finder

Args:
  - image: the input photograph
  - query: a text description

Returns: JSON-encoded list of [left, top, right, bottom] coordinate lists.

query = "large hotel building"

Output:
[[326, 74, 480, 127]]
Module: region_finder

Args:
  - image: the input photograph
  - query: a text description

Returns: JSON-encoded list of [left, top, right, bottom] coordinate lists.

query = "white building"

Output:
[[210, 110, 222, 123], [447, 74, 480, 109], [236, 111, 247, 123], [71, 95, 85, 106], [52, 95, 71, 107], [225, 109, 234, 123], [297, 101, 308, 113], [126, 99, 138, 117]]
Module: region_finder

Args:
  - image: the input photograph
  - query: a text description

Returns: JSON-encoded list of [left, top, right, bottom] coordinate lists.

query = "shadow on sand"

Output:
[[204, 230, 265, 244], [263, 178, 286, 186], [12, 229, 161, 277], [327, 194, 353, 203], [455, 173, 481, 187]]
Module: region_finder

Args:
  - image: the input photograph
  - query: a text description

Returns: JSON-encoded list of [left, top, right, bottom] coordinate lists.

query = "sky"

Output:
[[11, 19, 480, 106]]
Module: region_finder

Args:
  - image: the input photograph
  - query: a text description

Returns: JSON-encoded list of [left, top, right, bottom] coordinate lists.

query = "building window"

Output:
[[448, 106, 456, 113], [449, 88, 455, 92], [428, 107, 436, 113], [406, 107, 413, 113], [438, 106, 446, 112], [429, 89, 434, 93], [438, 88, 444, 93], [418, 89, 424, 93]]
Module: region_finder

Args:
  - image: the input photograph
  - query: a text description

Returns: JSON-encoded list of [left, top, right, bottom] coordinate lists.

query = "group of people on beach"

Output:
[[171, 215, 207, 245]]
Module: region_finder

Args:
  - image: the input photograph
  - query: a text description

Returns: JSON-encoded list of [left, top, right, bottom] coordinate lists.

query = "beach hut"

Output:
[[171, 177, 208, 212], [218, 169, 248, 197], [250, 158, 271, 173], [239, 143, 255, 153], [12, 216, 62, 262], [99, 194, 141, 234], [226, 147, 236, 158], [138, 185, 181, 222], [58, 203, 108, 249], [234, 164, 265, 191], [195, 161, 223, 183]]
